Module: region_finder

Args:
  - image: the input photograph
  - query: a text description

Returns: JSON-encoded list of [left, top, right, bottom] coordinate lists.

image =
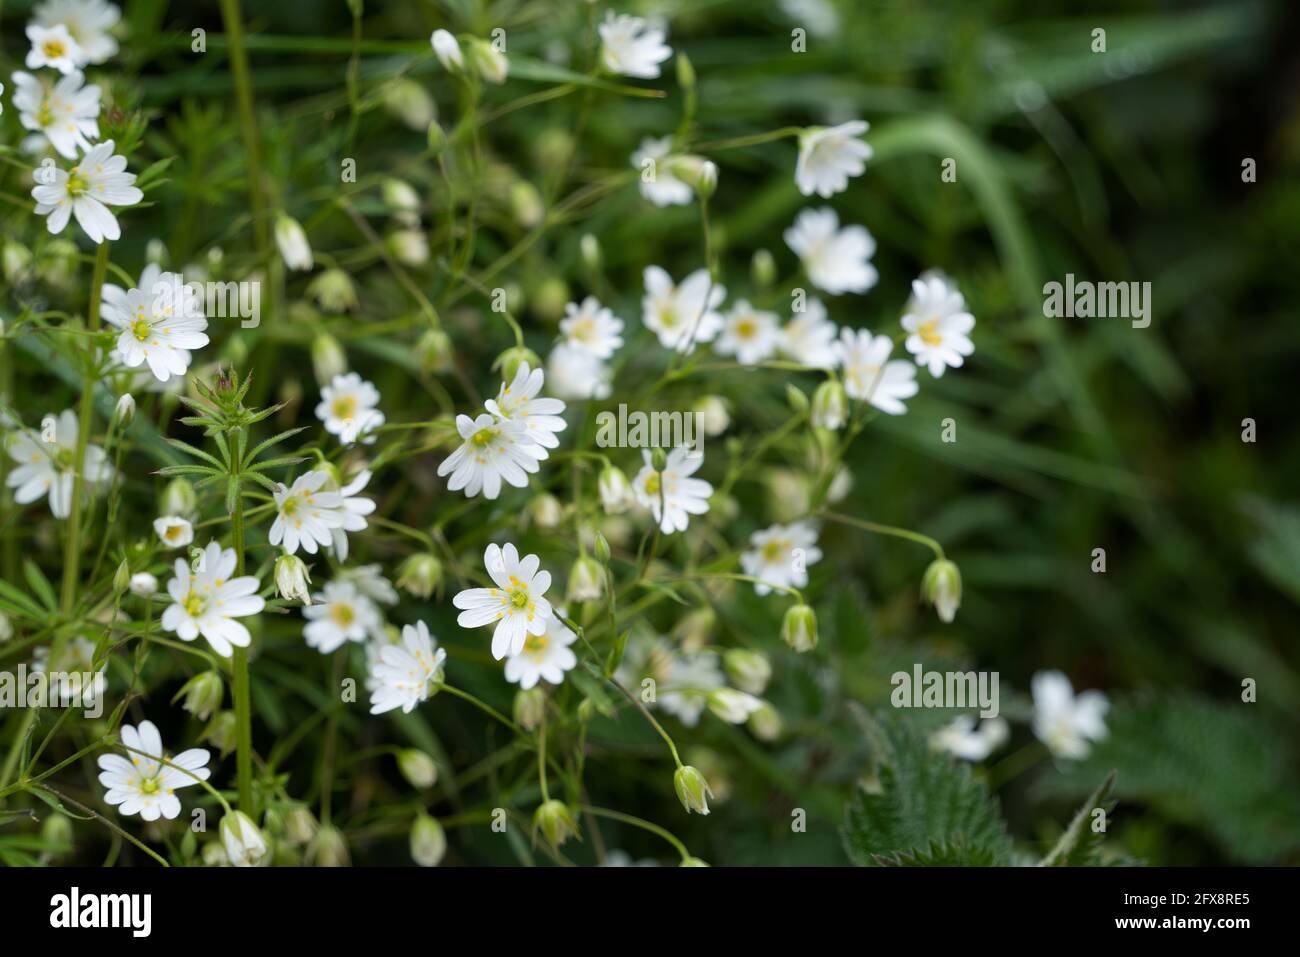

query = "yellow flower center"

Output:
[[43, 39, 66, 59], [140, 777, 160, 795], [131, 317, 152, 342], [282, 496, 299, 516], [736, 318, 756, 339], [761, 540, 786, 563], [66, 170, 89, 197], [524, 633, 548, 655], [165, 525, 184, 541], [331, 396, 357, 420], [658, 306, 678, 329], [183, 593, 205, 617], [643, 473, 661, 496], [509, 588, 530, 609], [471, 427, 498, 447], [918, 318, 943, 347], [38, 101, 54, 126], [330, 603, 355, 626]]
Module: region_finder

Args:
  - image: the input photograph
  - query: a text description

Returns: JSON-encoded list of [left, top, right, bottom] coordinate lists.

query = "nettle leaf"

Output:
[[841, 713, 1013, 866], [1037, 693, 1300, 864], [1040, 770, 1117, 866]]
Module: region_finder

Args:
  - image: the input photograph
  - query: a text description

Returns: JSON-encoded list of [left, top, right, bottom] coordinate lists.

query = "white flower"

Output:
[[931, 715, 1009, 762], [660, 650, 724, 727], [706, 687, 764, 724], [302, 579, 383, 654], [6, 409, 111, 518], [10, 69, 101, 159], [1032, 671, 1109, 760], [560, 296, 624, 358], [220, 811, 268, 867], [485, 361, 567, 451], [641, 265, 726, 353], [26, 24, 82, 74], [784, 207, 877, 295], [269, 471, 345, 556], [901, 274, 976, 377], [546, 342, 612, 400], [153, 515, 193, 548], [97, 721, 210, 822], [504, 613, 577, 690], [780, 297, 839, 369], [452, 543, 554, 660], [716, 300, 781, 366], [316, 372, 385, 445], [274, 213, 313, 271], [437, 412, 546, 500], [328, 469, 376, 561], [598, 465, 633, 513], [33, 0, 121, 65], [430, 29, 463, 72], [100, 270, 208, 382], [31, 139, 142, 244], [632, 137, 693, 207], [740, 521, 822, 595], [837, 328, 918, 415], [128, 572, 157, 597], [340, 563, 399, 607], [161, 541, 265, 658], [369, 621, 447, 714], [599, 12, 671, 79], [796, 121, 872, 198], [633, 446, 713, 534]]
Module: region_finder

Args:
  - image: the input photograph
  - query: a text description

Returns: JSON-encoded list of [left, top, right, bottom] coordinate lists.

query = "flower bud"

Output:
[[396, 553, 443, 599], [382, 78, 435, 131], [219, 811, 269, 867], [41, 812, 73, 861], [673, 765, 714, 815], [397, 749, 439, 789], [284, 807, 318, 845], [672, 606, 714, 652], [579, 233, 601, 272], [751, 248, 776, 289], [811, 379, 848, 430], [531, 276, 569, 323], [650, 447, 668, 472], [426, 120, 448, 156], [201, 711, 238, 756], [567, 554, 604, 603], [494, 346, 541, 383], [113, 393, 135, 428], [706, 688, 763, 724], [382, 177, 421, 213], [680, 856, 710, 867], [161, 477, 197, 519], [2, 241, 33, 284], [388, 228, 430, 266], [113, 559, 131, 594], [598, 465, 633, 514], [306, 824, 350, 867], [430, 29, 463, 73], [748, 702, 784, 741], [532, 799, 579, 849], [467, 38, 509, 85], [411, 813, 447, 866], [723, 649, 772, 695], [307, 269, 358, 313], [274, 554, 313, 605], [676, 52, 696, 92], [416, 328, 454, 374], [129, 572, 158, 598], [785, 383, 809, 414], [311, 333, 347, 387], [529, 493, 563, 529], [693, 395, 730, 436], [592, 532, 611, 566], [510, 180, 544, 229], [274, 214, 313, 271], [176, 670, 224, 721], [696, 160, 718, 198], [921, 558, 961, 624], [782, 603, 818, 653], [513, 687, 546, 731]]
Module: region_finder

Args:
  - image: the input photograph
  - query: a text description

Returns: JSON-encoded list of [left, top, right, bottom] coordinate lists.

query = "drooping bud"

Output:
[[811, 379, 848, 430], [201, 711, 238, 756], [284, 807, 319, 845], [113, 393, 135, 428], [921, 558, 962, 624], [397, 749, 439, 789], [748, 702, 784, 742], [706, 688, 764, 724], [129, 572, 158, 598], [311, 333, 347, 387], [723, 649, 772, 695], [673, 765, 714, 815], [219, 811, 269, 867], [567, 554, 604, 603], [307, 269, 358, 313], [112, 559, 131, 594], [416, 328, 454, 374], [693, 395, 730, 436], [751, 248, 776, 289], [579, 233, 601, 272], [161, 477, 197, 519], [274, 554, 313, 605], [396, 553, 443, 599], [782, 603, 818, 653], [411, 813, 447, 866], [532, 799, 579, 849], [529, 493, 563, 529], [274, 213, 313, 271], [513, 687, 546, 731], [467, 38, 509, 85], [494, 346, 541, 383], [176, 670, 224, 721], [598, 465, 633, 514], [306, 824, 350, 867], [381, 78, 435, 131]]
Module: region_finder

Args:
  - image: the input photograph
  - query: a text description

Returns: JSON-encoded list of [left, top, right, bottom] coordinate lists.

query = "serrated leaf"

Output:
[[1040, 770, 1116, 866], [842, 713, 1013, 866]]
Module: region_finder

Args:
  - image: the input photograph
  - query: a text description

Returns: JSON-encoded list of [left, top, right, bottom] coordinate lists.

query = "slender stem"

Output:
[[229, 441, 254, 812], [218, 0, 270, 264], [580, 805, 690, 862], [319, 649, 344, 825], [60, 241, 110, 613], [595, 668, 682, 768], [821, 510, 945, 560], [537, 708, 550, 803], [440, 683, 520, 734]]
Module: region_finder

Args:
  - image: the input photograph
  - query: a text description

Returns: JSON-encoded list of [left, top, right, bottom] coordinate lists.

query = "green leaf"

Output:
[[23, 561, 57, 612], [841, 713, 1013, 866], [1040, 770, 1117, 866]]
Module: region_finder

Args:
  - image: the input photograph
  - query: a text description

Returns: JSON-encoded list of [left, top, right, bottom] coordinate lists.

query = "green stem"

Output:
[[229, 442, 254, 812], [218, 0, 270, 264], [821, 510, 945, 560], [580, 804, 690, 863]]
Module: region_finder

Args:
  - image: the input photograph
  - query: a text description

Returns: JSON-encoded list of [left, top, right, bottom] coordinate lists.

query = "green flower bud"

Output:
[[284, 807, 319, 845], [411, 813, 447, 866], [274, 553, 313, 605], [693, 395, 730, 436], [513, 687, 546, 731], [494, 346, 542, 383], [382, 77, 435, 131], [382, 177, 421, 213], [673, 765, 714, 815], [427, 120, 448, 156], [532, 799, 579, 850], [113, 558, 131, 594], [529, 492, 563, 529], [567, 554, 604, 603], [598, 465, 633, 514], [307, 269, 358, 313], [219, 811, 269, 867], [650, 447, 668, 472], [41, 813, 72, 861], [175, 670, 224, 721], [416, 328, 454, 374], [723, 649, 772, 695], [311, 333, 348, 387], [676, 52, 696, 91], [782, 603, 818, 653], [113, 393, 135, 428], [751, 248, 776, 289], [306, 824, 350, 867], [201, 710, 238, 757], [748, 702, 784, 742], [397, 749, 439, 789], [921, 558, 961, 624], [579, 233, 601, 272], [680, 856, 710, 867], [396, 553, 443, 599], [387, 228, 430, 266], [510, 180, 545, 229], [785, 383, 809, 413], [811, 379, 848, 430], [161, 478, 197, 520], [531, 276, 570, 323], [592, 532, 611, 566]]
